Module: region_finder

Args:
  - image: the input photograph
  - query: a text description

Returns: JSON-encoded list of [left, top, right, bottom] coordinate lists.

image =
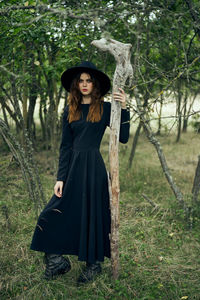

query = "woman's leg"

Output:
[[77, 261, 102, 284], [44, 253, 71, 280]]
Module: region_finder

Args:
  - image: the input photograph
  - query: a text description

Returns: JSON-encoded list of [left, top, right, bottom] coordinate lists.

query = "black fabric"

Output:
[[30, 101, 130, 264]]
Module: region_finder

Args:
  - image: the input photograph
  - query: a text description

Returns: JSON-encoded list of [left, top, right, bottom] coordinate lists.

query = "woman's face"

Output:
[[78, 73, 93, 96]]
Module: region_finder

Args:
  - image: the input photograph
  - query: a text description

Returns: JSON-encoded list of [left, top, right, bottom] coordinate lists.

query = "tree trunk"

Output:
[[92, 38, 133, 280], [176, 81, 183, 143], [39, 98, 46, 143], [182, 117, 188, 133], [182, 90, 188, 133], [27, 49, 38, 143], [128, 121, 142, 168], [11, 80, 24, 134], [156, 94, 163, 135], [2, 104, 9, 128], [27, 94, 37, 141], [192, 155, 200, 203], [0, 118, 46, 217], [22, 47, 28, 132], [128, 90, 150, 168], [0, 86, 22, 131]]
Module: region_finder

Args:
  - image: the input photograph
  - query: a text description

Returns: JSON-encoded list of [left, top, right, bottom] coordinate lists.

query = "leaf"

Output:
[[34, 61, 40, 66], [24, 1, 29, 6], [181, 297, 188, 300]]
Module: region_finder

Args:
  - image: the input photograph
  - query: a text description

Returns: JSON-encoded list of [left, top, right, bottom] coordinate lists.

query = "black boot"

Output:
[[77, 261, 102, 284], [43, 253, 71, 280]]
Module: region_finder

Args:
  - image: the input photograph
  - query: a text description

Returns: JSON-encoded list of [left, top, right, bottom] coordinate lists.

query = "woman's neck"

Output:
[[81, 95, 92, 104]]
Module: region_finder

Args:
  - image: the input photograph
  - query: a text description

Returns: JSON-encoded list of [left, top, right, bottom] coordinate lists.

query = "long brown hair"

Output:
[[67, 72, 104, 123]]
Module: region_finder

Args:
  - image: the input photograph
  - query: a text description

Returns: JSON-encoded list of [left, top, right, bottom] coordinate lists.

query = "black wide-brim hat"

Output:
[[61, 61, 111, 96]]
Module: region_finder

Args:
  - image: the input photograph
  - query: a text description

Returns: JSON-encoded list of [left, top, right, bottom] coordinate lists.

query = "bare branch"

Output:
[[0, 4, 108, 22], [0, 64, 20, 79], [134, 93, 185, 208], [142, 193, 158, 208], [0, 5, 36, 15], [0, 4, 95, 27]]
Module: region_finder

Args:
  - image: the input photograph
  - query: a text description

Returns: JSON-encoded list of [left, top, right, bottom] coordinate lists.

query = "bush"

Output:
[[190, 114, 200, 133]]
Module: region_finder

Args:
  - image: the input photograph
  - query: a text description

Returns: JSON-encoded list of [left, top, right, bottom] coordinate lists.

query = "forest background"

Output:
[[0, 0, 200, 299]]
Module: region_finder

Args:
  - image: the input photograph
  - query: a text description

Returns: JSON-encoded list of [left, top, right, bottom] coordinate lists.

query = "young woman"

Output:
[[30, 61, 130, 284]]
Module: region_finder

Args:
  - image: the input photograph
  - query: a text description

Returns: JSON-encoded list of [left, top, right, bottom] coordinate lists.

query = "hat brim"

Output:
[[61, 66, 111, 96]]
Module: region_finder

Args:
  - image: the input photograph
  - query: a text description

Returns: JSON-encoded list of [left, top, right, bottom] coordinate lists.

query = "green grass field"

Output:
[[0, 130, 200, 300]]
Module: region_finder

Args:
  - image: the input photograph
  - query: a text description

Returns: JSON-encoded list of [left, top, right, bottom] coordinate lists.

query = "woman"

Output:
[[30, 61, 130, 284]]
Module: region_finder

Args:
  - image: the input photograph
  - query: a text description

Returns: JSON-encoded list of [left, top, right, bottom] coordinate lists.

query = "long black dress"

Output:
[[30, 101, 130, 264]]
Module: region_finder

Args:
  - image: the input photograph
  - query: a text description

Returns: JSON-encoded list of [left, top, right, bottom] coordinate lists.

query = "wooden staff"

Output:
[[91, 38, 133, 279]]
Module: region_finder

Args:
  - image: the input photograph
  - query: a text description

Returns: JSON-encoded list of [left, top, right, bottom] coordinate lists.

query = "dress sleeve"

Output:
[[105, 102, 130, 144], [56, 106, 73, 181]]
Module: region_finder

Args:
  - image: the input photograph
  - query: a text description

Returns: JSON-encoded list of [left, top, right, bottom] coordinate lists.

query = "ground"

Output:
[[0, 129, 200, 300]]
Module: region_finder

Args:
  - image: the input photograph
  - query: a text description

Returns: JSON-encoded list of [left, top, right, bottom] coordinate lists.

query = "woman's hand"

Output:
[[113, 88, 127, 109], [54, 181, 64, 198]]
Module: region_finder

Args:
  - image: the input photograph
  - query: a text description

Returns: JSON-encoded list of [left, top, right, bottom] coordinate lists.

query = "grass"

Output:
[[0, 129, 200, 299]]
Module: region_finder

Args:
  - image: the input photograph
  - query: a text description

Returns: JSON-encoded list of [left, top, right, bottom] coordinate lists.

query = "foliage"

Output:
[[0, 0, 200, 149], [190, 113, 200, 133]]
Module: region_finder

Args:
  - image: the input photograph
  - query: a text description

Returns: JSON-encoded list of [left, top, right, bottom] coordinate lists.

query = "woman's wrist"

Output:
[[121, 102, 127, 109]]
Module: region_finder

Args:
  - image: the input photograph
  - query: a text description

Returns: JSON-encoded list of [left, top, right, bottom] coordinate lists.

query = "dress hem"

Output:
[[30, 246, 111, 262]]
